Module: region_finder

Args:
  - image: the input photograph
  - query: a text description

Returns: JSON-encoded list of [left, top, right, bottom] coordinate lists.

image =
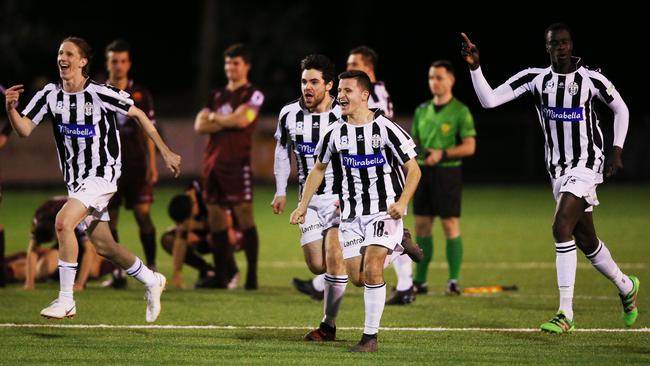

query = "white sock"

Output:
[[393, 255, 413, 291], [58, 260, 78, 302], [586, 240, 633, 295], [556, 240, 577, 320], [363, 282, 386, 335], [312, 274, 325, 292], [126, 257, 157, 287], [322, 274, 348, 327]]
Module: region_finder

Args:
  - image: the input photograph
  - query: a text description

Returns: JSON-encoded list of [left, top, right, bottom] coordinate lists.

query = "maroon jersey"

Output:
[[203, 84, 264, 170], [114, 80, 156, 172]]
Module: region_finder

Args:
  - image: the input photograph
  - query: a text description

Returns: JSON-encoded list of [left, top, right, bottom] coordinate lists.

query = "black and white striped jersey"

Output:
[[21, 79, 133, 190], [369, 82, 394, 119], [316, 112, 418, 220], [275, 98, 341, 195], [471, 59, 627, 179]]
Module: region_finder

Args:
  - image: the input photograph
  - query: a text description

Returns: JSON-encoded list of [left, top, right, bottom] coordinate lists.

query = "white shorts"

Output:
[[338, 212, 404, 259], [68, 176, 117, 230], [551, 167, 602, 212], [299, 194, 340, 246]]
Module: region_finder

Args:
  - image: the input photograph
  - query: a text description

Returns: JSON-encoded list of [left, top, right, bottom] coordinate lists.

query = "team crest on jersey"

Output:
[[371, 134, 382, 149], [84, 102, 93, 116], [544, 80, 555, 93], [567, 82, 579, 96], [441, 123, 451, 136], [296, 121, 304, 131], [56, 101, 64, 110], [340, 135, 349, 148]]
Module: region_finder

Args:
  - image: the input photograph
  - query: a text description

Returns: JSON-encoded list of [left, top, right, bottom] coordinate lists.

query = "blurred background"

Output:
[[1, 0, 648, 185]]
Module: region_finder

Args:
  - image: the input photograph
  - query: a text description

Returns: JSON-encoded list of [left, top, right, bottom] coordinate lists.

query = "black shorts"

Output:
[[413, 166, 462, 218]]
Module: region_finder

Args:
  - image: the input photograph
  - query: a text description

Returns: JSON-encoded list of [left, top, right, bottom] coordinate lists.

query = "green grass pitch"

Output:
[[0, 184, 648, 364]]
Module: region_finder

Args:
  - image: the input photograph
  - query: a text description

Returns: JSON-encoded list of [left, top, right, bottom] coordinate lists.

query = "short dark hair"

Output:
[[349, 45, 378, 68], [545, 23, 572, 41], [224, 43, 250, 64], [105, 39, 131, 56], [300, 54, 336, 84], [61, 37, 92, 77], [338, 70, 372, 93], [431, 60, 455, 76], [168, 194, 192, 223], [32, 221, 55, 243]]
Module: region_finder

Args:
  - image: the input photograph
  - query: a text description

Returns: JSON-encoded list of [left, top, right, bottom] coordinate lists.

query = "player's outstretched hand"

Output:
[[5, 84, 24, 111], [289, 205, 307, 225], [605, 146, 624, 177], [163, 151, 182, 178], [460, 33, 480, 70], [387, 201, 406, 220], [271, 195, 286, 214]]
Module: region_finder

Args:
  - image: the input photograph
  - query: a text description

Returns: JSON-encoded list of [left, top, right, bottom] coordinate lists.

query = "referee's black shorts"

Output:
[[413, 165, 462, 218]]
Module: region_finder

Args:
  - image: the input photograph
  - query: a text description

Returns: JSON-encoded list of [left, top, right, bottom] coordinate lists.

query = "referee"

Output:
[[411, 60, 476, 295]]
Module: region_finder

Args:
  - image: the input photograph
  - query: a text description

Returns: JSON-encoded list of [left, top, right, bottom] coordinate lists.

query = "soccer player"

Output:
[[292, 46, 416, 304], [104, 39, 159, 271], [194, 44, 264, 290], [4, 37, 181, 321], [461, 24, 639, 332], [291, 70, 421, 352], [347, 45, 417, 305], [411, 60, 476, 296], [162, 180, 239, 289], [272, 54, 347, 340]]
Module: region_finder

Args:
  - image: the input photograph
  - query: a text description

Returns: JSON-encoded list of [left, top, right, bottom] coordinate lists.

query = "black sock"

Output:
[[139, 230, 157, 268], [0, 228, 5, 287], [361, 333, 377, 342], [242, 227, 259, 289], [210, 230, 232, 287], [320, 322, 336, 333], [184, 247, 212, 275]]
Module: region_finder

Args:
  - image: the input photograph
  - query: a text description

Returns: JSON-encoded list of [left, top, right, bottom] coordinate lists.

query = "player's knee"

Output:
[[415, 221, 432, 237], [54, 214, 76, 235], [305, 258, 325, 275], [363, 265, 384, 285], [552, 217, 573, 240]]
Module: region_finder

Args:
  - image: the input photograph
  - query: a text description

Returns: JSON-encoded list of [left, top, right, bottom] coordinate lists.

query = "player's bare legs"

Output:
[[207, 204, 239, 288], [86, 220, 166, 322], [232, 202, 258, 289], [350, 245, 389, 352], [414, 215, 433, 293]]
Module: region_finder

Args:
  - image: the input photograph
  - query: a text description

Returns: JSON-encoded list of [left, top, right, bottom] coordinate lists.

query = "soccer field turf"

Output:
[[1, 184, 648, 364]]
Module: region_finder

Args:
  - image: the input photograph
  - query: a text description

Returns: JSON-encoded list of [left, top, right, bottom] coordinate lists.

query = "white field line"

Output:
[[1, 323, 649, 333], [260, 261, 647, 270]]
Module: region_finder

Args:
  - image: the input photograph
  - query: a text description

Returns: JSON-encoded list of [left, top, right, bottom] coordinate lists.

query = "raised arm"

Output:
[[461, 33, 520, 108], [127, 105, 181, 177], [5, 85, 37, 137]]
